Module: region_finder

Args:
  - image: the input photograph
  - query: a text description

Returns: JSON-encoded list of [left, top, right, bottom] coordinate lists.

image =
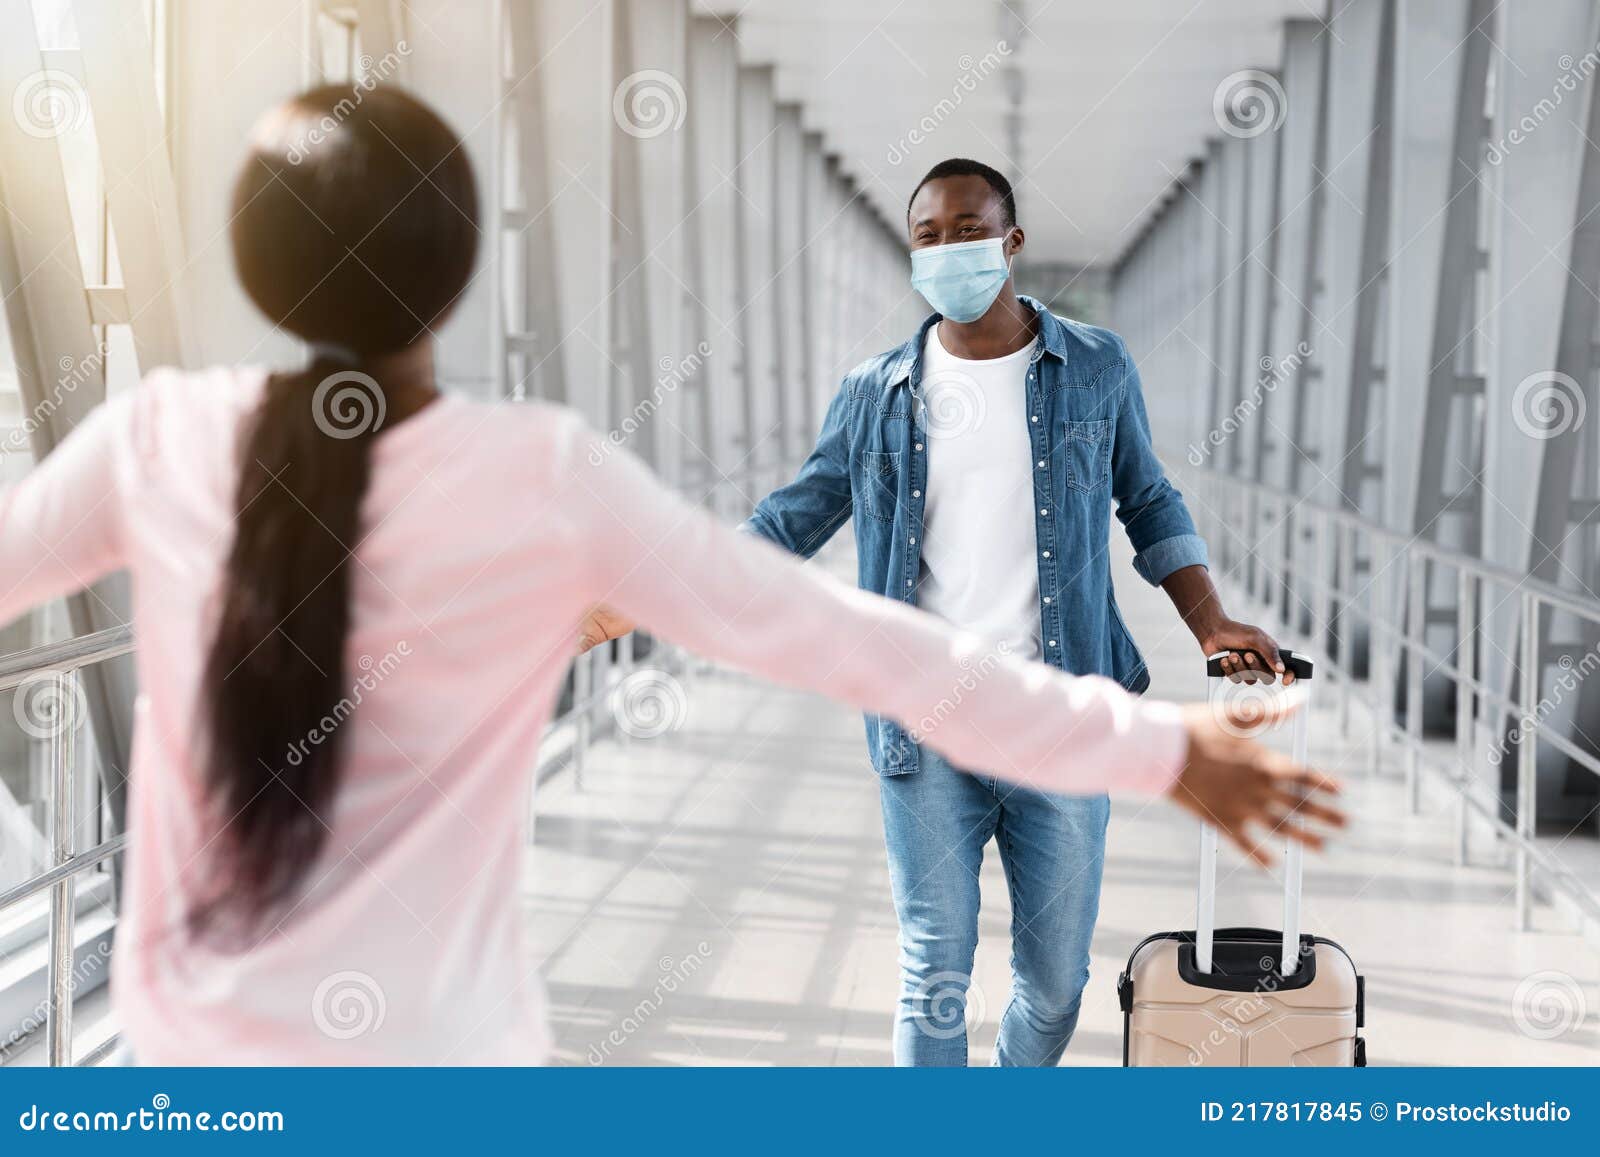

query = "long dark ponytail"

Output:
[[197, 85, 478, 940]]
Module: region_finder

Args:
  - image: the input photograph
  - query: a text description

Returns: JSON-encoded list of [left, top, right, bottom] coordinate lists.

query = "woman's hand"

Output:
[[576, 606, 636, 654], [1166, 702, 1345, 868]]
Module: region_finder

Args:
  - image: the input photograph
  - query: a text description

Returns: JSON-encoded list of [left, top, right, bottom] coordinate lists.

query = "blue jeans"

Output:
[[878, 749, 1110, 1066]]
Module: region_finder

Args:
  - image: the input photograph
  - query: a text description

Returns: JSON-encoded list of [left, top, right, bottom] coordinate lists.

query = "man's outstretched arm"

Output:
[[738, 379, 854, 555]]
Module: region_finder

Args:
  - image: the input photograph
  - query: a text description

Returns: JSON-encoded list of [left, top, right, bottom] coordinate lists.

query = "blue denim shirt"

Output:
[[744, 297, 1208, 775]]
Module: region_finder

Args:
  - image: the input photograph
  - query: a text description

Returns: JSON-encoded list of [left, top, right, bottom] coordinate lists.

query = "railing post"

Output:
[[572, 651, 592, 791], [1368, 536, 1388, 777], [45, 669, 79, 1067], [1455, 567, 1476, 866], [1406, 551, 1425, 813], [1228, 478, 1239, 577], [615, 631, 635, 748], [1248, 486, 1260, 601], [1211, 475, 1225, 574], [1338, 520, 1355, 738], [1516, 592, 1539, 931], [1281, 496, 1295, 628], [1313, 509, 1331, 670]]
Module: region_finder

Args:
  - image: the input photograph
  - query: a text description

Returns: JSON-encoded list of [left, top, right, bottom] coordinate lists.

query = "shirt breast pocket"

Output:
[[858, 450, 901, 522], [1064, 419, 1113, 493]]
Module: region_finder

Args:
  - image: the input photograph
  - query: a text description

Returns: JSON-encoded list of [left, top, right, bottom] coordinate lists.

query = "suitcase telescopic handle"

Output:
[[1197, 652, 1314, 978]]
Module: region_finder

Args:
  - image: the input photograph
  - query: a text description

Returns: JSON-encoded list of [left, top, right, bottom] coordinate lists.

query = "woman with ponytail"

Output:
[[0, 85, 1340, 1064]]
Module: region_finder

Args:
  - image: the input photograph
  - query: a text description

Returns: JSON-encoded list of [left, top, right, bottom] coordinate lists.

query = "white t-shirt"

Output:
[[916, 324, 1042, 661]]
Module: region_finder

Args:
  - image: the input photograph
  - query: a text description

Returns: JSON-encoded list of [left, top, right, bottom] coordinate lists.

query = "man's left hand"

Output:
[[1198, 620, 1294, 684]]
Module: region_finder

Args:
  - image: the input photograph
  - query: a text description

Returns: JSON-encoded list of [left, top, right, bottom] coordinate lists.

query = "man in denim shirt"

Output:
[[582, 158, 1290, 1066]]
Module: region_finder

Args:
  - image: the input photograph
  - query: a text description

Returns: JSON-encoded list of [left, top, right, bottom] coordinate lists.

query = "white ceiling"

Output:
[[701, 0, 1320, 266]]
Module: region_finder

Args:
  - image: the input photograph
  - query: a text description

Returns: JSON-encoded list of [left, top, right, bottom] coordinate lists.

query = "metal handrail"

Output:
[[0, 628, 133, 1066], [0, 627, 135, 1067], [0, 620, 640, 1064], [0, 625, 133, 692], [1193, 473, 1600, 623], [0, 615, 630, 1065], [1219, 495, 1600, 781], [1185, 467, 1600, 933], [0, 833, 127, 913]]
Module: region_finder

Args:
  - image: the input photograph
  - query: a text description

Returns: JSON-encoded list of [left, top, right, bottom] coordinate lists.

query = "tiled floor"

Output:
[[527, 537, 1600, 1066]]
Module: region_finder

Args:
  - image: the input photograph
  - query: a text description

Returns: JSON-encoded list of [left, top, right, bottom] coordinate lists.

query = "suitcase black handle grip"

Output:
[[1205, 648, 1313, 680]]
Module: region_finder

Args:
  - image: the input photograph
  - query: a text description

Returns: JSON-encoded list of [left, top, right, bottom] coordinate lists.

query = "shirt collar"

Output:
[[886, 294, 1066, 386]]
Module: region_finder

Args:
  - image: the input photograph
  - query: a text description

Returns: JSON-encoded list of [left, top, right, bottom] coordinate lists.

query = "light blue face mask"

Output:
[[909, 235, 1013, 323]]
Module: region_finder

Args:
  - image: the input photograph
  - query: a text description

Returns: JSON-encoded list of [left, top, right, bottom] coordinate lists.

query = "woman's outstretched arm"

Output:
[[563, 418, 1343, 862], [0, 393, 132, 628], [576, 415, 1195, 797]]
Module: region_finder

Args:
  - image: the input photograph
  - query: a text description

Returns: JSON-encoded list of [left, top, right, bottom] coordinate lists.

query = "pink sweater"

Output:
[[0, 368, 1187, 1064]]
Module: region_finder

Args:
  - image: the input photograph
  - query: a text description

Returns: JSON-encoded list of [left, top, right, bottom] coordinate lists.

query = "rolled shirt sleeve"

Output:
[[1132, 530, 1209, 587], [1108, 339, 1211, 587]]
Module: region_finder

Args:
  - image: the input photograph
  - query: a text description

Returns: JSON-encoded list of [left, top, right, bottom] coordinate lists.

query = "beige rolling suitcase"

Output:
[[1116, 651, 1366, 1067]]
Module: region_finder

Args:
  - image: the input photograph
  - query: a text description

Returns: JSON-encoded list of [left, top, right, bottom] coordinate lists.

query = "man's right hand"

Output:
[[1167, 701, 1345, 868], [577, 606, 636, 654]]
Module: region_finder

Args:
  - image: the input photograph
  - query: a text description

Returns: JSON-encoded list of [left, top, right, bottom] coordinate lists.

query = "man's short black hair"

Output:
[[907, 158, 1017, 230]]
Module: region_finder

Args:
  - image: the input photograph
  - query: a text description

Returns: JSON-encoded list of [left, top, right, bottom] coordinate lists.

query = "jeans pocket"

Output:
[[1064, 419, 1112, 492], [859, 450, 901, 522]]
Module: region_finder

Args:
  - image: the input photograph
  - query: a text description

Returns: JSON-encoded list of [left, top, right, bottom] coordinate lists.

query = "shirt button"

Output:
[[1043, 597, 1052, 604], [1037, 460, 1046, 468], [1042, 551, 1051, 559], [912, 489, 921, 498], [909, 536, 916, 545], [914, 443, 923, 451], [1030, 415, 1039, 423], [1047, 640, 1057, 648], [1040, 507, 1049, 516], [906, 579, 913, 588]]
